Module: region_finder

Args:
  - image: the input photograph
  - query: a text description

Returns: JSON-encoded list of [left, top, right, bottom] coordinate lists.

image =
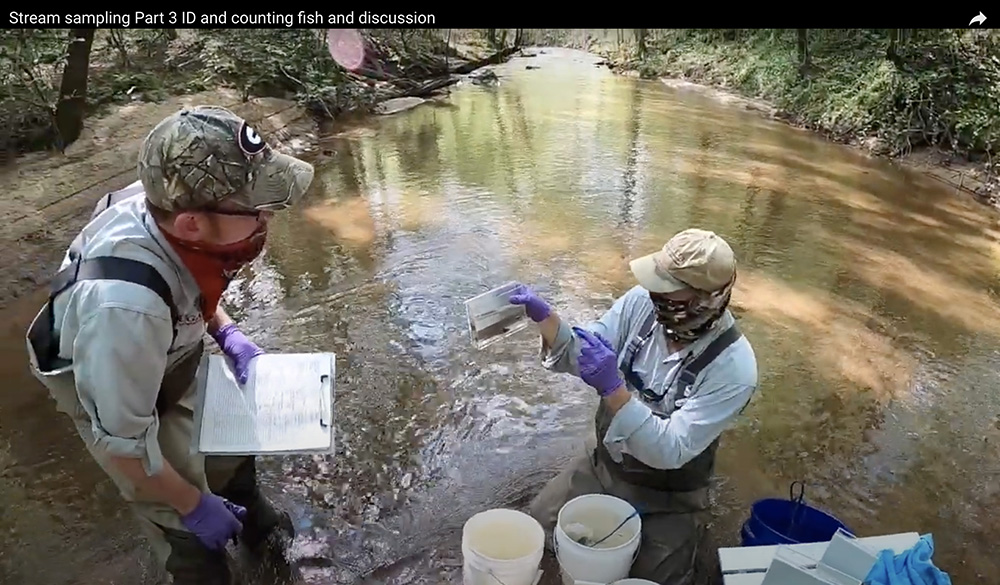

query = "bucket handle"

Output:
[[787, 481, 857, 539], [553, 521, 643, 578], [483, 569, 544, 585], [591, 510, 639, 548], [554, 530, 644, 563], [554, 505, 643, 553], [789, 480, 805, 504], [787, 481, 807, 531]]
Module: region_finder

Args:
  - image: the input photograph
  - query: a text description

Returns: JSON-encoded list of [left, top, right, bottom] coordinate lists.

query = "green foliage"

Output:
[[0, 29, 67, 152], [364, 29, 454, 76], [0, 28, 197, 154], [0, 28, 453, 157], [606, 29, 1000, 160], [198, 29, 374, 117]]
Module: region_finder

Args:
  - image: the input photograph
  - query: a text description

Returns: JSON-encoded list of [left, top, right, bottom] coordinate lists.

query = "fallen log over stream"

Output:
[[448, 46, 521, 74], [379, 77, 459, 100], [349, 46, 520, 104]]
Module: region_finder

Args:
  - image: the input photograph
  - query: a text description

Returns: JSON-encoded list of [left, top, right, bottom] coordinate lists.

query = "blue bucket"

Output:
[[740, 481, 853, 546]]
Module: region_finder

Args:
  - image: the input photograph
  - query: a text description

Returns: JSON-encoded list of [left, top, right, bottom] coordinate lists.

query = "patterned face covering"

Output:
[[161, 223, 268, 321], [650, 276, 735, 342]]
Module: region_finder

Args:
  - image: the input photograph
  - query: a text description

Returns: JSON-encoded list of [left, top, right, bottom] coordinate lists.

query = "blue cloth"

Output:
[[865, 534, 951, 585]]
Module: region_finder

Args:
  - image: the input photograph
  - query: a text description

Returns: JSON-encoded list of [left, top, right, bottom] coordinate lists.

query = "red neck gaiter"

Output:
[[161, 226, 268, 321]]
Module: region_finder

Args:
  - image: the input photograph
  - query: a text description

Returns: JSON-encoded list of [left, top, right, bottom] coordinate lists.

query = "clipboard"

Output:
[[191, 352, 336, 456]]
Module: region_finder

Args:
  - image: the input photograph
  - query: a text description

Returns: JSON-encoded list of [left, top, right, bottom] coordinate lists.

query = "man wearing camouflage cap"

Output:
[[26, 106, 314, 584], [508, 229, 758, 585]]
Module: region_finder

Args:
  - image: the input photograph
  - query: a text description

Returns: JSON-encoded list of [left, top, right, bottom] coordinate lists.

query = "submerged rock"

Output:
[[470, 69, 499, 86], [375, 97, 428, 116]]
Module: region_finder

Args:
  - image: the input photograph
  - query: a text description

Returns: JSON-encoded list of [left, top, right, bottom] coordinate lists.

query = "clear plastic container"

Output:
[[761, 546, 834, 585], [816, 528, 878, 584], [465, 281, 531, 350]]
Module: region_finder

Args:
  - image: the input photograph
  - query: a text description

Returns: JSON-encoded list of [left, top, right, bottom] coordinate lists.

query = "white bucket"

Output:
[[554, 494, 641, 585], [575, 580, 657, 585], [462, 508, 545, 585]]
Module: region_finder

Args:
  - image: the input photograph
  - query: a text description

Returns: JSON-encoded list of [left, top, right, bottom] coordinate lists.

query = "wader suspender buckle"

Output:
[[620, 308, 658, 393], [619, 305, 743, 401], [45, 254, 179, 364]]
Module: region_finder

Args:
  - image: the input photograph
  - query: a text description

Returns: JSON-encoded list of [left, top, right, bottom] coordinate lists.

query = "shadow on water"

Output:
[[2, 48, 1000, 584]]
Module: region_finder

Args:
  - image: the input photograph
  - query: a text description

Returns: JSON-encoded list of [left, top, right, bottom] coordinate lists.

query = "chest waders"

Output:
[[26, 187, 296, 585], [594, 307, 744, 492], [26, 186, 201, 414]]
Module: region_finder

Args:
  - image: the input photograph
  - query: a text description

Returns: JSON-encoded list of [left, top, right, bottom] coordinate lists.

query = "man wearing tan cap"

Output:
[[26, 106, 314, 584], [510, 228, 758, 585]]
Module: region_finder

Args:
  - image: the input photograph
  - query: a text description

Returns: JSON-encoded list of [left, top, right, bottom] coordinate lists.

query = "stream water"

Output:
[[1, 48, 999, 584]]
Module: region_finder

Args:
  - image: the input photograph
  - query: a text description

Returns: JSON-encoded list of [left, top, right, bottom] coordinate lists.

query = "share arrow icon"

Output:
[[970, 11, 986, 25]]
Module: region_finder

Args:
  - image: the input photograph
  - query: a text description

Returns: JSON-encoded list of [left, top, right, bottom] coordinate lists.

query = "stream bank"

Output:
[[591, 29, 1000, 210], [0, 39, 518, 312], [0, 90, 316, 311]]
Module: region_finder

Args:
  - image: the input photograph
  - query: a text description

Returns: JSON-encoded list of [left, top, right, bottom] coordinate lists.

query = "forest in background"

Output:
[[0, 28, 525, 160], [3, 28, 998, 198], [574, 29, 1000, 185]]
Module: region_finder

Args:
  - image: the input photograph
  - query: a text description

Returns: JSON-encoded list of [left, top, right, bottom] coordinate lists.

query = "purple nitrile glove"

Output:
[[572, 327, 625, 397], [508, 284, 551, 322], [180, 493, 247, 551], [211, 323, 264, 385]]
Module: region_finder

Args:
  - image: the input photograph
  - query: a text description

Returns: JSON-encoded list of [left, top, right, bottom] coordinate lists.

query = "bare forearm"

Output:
[[207, 306, 233, 335], [539, 313, 561, 347], [538, 313, 586, 376], [110, 456, 201, 515], [603, 384, 632, 414]]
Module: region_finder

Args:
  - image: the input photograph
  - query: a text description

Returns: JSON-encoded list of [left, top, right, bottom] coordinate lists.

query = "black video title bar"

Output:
[[5, 8, 993, 28], [7, 10, 439, 28]]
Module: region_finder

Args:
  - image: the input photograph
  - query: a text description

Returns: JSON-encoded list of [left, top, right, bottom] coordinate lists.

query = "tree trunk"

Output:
[[445, 29, 451, 70], [796, 29, 810, 66], [635, 28, 647, 59], [164, 28, 178, 40], [886, 28, 900, 65], [514, 28, 523, 47], [54, 28, 95, 147]]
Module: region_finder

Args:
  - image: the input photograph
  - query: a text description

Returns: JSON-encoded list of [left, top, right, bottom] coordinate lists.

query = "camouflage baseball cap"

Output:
[[137, 105, 314, 212]]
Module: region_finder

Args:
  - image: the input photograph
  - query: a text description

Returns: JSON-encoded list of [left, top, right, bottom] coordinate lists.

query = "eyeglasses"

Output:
[[200, 207, 273, 224], [207, 208, 263, 219], [202, 186, 294, 218], [649, 291, 700, 305]]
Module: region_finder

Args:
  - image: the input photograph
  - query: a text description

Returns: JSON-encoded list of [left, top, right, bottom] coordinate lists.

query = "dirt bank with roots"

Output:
[[0, 30, 520, 312], [0, 90, 318, 312]]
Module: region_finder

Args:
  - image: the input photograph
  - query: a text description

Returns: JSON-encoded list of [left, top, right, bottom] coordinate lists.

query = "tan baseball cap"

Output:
[[137, 105, 314, 213], [629, 228, 736, 293]]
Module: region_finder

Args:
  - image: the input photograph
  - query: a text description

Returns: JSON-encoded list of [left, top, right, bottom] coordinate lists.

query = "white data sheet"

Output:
[[193, 353, 335, 455]]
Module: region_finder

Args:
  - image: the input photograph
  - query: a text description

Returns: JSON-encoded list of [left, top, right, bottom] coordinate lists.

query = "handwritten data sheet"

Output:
[[194, 353, 335, 455]]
